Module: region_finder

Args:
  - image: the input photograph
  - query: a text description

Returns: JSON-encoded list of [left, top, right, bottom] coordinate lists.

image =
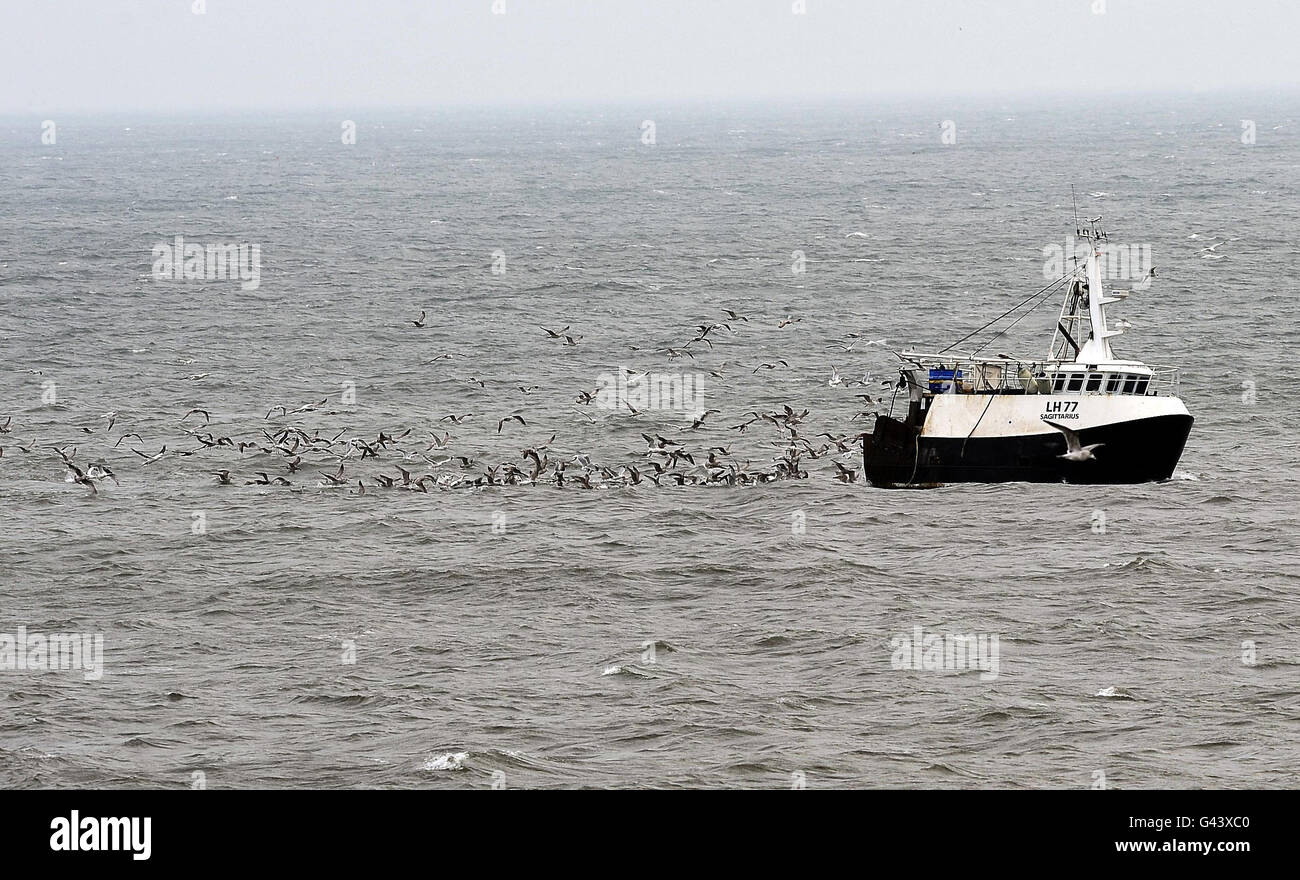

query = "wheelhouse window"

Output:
[[1046, 371, 1154, 395]]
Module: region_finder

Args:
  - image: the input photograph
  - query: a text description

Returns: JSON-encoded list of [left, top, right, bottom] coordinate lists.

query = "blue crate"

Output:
[[928, 369, 962, 393]]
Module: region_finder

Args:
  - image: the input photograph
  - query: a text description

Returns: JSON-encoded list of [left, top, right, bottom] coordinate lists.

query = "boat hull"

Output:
[[863, 410, 1193, 488]]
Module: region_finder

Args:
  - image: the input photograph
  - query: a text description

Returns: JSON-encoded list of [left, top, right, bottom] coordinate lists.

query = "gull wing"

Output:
[[1042, 419, 1082, 453]]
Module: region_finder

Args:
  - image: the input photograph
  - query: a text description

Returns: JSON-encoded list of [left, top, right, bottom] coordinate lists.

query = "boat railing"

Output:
[[904, 356, 1180, 397]]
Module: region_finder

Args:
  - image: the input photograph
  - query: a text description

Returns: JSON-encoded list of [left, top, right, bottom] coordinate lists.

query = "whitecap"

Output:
[[601, 664, 652, 678], [423, 752, 468, 771], [1095, 686, 1134, 699]]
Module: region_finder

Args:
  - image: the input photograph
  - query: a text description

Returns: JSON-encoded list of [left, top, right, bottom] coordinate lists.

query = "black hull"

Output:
[[863, 413, 1193, 487]]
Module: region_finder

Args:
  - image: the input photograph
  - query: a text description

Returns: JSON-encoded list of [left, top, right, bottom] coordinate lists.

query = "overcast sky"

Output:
[[3, 0, 1297, 114]]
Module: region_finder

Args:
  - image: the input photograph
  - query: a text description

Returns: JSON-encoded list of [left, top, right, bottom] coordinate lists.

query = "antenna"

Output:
[[1071, 185, 1080, 236]]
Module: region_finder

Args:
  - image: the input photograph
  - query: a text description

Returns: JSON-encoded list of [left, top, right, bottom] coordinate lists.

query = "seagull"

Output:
[[86, 462, 118, 484], [541, 325, 570, 338], [497, 415, 526, 433], [289, 397, 328, 414], [722, 309, 748, 322], [777, 316, 801, 328], [688, 409, 720, 429], [1043, 420, 1105, 462], [411, 310, 427, 328], [66, 464, 97, 495], [180, 408, 210, 424], [753, 360, 788, 374], [828, 367, 844, 387], [132, 445, 168, 465], [522, 449, 544, 480]]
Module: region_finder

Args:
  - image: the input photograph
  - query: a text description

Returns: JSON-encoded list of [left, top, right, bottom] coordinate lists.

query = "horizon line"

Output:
[[4, 84, 1300, 118]]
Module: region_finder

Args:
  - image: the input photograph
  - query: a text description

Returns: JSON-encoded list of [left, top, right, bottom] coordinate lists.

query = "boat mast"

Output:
[[1076, 220, 1120, 363], [1049, 210, 1121, 364]]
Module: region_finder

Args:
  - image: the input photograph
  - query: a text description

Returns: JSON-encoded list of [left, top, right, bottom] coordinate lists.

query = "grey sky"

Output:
[[3, 0, 1297, 114]]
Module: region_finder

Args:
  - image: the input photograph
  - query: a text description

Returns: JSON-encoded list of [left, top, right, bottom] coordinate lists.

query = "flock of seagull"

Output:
[[1, 309, 898, 497]]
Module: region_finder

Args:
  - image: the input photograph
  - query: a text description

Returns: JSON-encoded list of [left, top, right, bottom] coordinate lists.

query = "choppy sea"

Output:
[[1, 94, 1297, 788]]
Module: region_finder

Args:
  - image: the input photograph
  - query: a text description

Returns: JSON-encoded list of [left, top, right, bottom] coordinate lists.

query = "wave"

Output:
[[422, 752, 468, 771], [601, 664, 655, 678], [1094, 686, 1136, 699]]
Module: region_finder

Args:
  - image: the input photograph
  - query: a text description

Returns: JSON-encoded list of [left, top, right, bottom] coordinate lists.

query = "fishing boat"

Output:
[[862, 220, 1193, 487]]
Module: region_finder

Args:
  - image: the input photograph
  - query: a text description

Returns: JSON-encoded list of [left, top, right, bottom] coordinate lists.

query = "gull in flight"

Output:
[[1043, 420, 1104, 462], [497, 415, 527, 433]]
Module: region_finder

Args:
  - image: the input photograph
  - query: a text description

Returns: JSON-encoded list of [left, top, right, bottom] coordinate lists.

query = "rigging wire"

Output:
[[970, 280, 1068, 356], [937, 269, 1077, 356]]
